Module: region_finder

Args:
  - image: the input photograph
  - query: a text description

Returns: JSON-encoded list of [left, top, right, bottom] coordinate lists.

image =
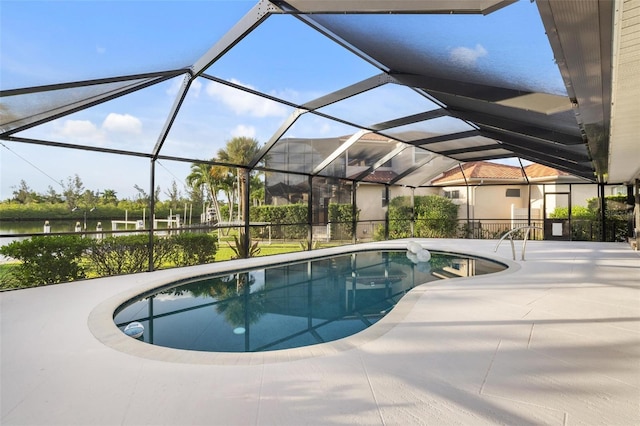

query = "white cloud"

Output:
[[231, 124, 256, 138], [59, 119, 99, 137], [55, 119, 105, 144], [96, 46, 106, 54], [102, 113, 142, 134], [450, 44, 488, 67], [205, 78, 288, 118]]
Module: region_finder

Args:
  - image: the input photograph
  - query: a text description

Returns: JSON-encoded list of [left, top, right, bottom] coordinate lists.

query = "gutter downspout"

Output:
[[518, 158, 531, 226], [470, 180, 484, 235], [459, 164, 470, 237]]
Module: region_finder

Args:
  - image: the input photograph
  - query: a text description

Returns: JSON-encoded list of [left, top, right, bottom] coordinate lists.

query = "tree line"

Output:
[[3, 137, 265, 222]]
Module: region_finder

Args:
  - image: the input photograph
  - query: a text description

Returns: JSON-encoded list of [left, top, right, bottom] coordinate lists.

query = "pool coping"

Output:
[[87, 239, 520, 365]]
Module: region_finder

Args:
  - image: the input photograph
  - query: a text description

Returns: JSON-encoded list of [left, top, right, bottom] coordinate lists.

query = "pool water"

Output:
[[114, 250, 505, 353]]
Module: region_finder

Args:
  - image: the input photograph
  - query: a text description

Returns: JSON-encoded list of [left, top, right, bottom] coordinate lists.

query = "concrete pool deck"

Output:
[[1, 239, 639, 425]]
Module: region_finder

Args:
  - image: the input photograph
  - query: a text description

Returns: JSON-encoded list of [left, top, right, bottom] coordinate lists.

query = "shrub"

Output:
[[379, 195, 459, 239], [328, 203, 359, 239], [548, 205, 595, 220], [0, 235, 90, 286], [250, 204, 307, 239], [549, 201, 629, 241], [170, 232, 218, 266], [413, 195, 459, 238], [86, 234, 172, 275], [228, 233, 260, 259]]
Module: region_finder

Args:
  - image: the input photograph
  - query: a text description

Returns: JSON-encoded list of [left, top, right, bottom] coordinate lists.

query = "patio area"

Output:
[[1, 239, 638, 425]]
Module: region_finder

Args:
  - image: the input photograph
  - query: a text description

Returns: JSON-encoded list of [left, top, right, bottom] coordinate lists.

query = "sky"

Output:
[[0, 0, 563, 201]]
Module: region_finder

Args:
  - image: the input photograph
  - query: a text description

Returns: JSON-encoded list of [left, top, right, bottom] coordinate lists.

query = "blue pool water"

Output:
[[114, 250, 505, 353]]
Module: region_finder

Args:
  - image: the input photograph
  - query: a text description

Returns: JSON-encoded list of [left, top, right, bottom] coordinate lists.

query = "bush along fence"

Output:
[[374, 195, 460, 240], [248, 202, 358, 241], [0, 233, 218, 289]]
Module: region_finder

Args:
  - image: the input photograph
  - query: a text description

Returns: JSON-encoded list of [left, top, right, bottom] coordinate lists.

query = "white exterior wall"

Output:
[[355, 185, 386, 222], [440, 184, 532, 220], [473, 186, 525, 219]]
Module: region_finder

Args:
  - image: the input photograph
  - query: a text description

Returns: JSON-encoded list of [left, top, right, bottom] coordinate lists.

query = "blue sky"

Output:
[[0, 0, 563, 201]]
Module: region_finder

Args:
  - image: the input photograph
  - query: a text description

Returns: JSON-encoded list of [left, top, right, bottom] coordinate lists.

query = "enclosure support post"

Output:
[[569, 183, 573, 241], [528, 185, 532, 226], [599, 183, 606, 241], [466, 185, 471, 236], [148, 159, 156, 272], [384, 184, 390, 240], [307, 175, 313, 249], [410, 187, 415, 238], [243, 168, 250, 257], [352, 183, 358, 244], [635, 179, 640, 249], [627, 184, 634, 240]]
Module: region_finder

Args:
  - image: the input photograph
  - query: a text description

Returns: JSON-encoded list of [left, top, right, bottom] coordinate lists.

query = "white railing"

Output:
[[494, 226, 544, 261]]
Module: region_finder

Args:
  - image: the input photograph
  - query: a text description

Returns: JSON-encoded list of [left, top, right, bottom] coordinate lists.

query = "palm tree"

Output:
[[101, 189, 118, 205], [210, 164, 235, 223], [186, 162, 223, 223], [250, 173, 265, 207], [215, 137, 261, 222]]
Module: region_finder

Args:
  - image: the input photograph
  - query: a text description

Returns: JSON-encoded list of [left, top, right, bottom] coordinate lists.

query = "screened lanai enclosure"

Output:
[[1, 0, 639, 275]]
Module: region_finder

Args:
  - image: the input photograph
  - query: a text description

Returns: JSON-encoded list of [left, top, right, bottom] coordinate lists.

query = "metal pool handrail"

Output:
[[494, 226, 544, 261]]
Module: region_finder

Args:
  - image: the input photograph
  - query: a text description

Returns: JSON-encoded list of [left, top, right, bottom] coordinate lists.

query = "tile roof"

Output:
[[523, 163, 570, 178], [431, 161, 567, 184], [349, 169, 399, 183]]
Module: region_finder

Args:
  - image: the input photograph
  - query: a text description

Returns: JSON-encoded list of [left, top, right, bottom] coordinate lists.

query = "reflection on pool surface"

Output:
[[114, 250, 505, 353]]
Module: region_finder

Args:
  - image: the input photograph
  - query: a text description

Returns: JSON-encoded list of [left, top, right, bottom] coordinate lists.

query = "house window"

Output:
[[444, 190, 460, 199], [506, 189, 521, 197]]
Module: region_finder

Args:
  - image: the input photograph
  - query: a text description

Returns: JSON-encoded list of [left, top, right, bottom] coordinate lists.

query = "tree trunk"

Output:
[[227, 189, 234, 224], [209, 186, 222, 224]]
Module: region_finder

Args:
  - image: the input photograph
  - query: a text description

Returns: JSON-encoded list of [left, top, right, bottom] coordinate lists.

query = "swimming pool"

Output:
[[113, 249, 506, 353]]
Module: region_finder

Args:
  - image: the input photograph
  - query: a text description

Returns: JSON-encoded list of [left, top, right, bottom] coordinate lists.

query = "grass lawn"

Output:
[[215, 241, 303, 261]]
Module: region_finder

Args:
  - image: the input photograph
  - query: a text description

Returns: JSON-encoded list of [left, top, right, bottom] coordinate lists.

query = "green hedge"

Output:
[[85, 235, 164, 276], [0, 232, 218, 289], [248, 203, 358, 240], [170, 233, 218, 266], [414, 195, 459, 238], [328, 203, 359, 239], [548, 205, 595, 220], [0, 235, 90, 286], [374, 195, 459, 240], [250, 204, 307, 239]]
